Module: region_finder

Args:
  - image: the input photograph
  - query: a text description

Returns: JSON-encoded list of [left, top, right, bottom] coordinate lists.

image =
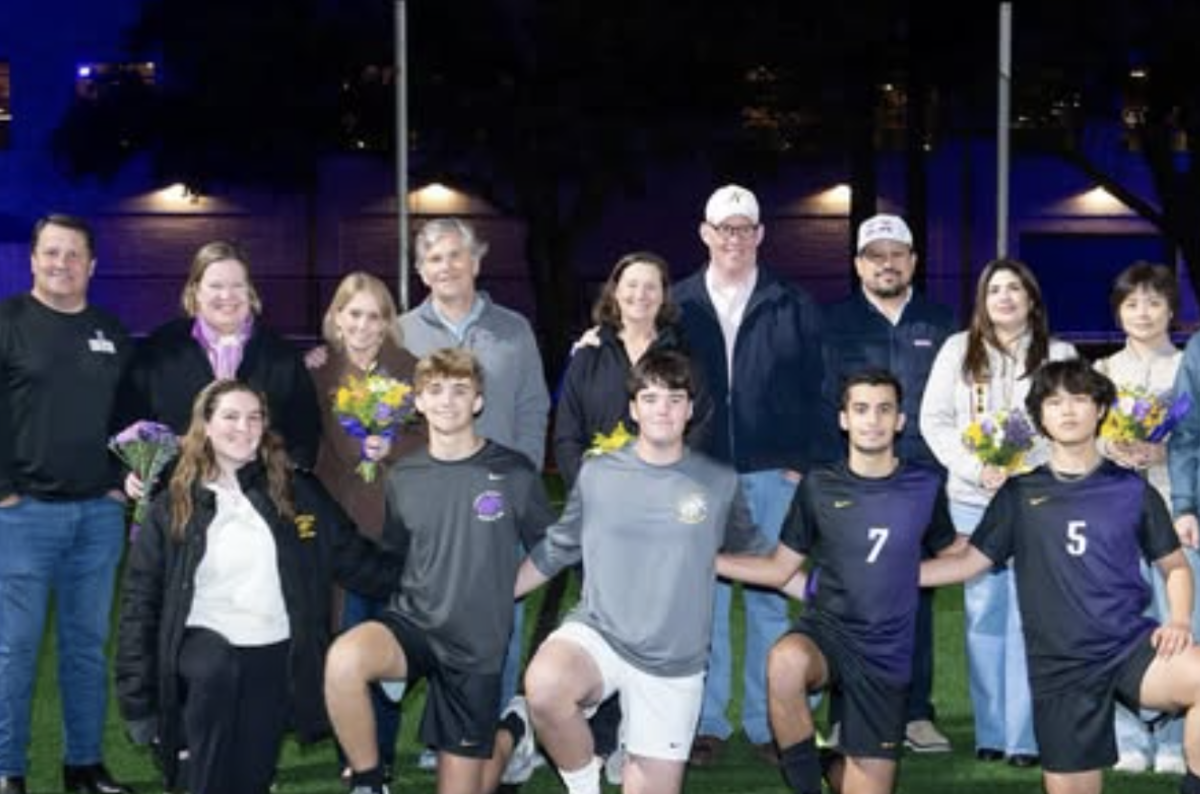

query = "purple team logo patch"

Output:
[[474, 490, 506, 522]]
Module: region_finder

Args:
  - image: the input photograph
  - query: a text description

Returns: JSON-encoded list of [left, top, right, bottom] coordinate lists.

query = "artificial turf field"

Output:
[[21, 579, 1184, 793]]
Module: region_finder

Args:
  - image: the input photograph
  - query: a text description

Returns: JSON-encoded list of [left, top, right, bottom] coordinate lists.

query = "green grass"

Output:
[[23, 584, 1182, 793]]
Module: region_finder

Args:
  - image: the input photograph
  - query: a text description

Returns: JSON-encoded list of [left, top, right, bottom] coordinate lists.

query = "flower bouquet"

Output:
[[109, 421, 180, 537], [962, 408, 1036, 472], [585, 420, 634, 457], [1100, 386, 1192, 444], [333, 372, 416, 482]]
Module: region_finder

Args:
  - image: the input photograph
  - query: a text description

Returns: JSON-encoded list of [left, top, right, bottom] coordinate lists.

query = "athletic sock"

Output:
[[500, 710, 526, 745], [1181, 770, 1200, 794], [780, 737, 823, 794], [558, 756, 602, 794]]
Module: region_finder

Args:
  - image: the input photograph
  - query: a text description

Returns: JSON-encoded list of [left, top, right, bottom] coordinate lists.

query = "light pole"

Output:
[[395, 0, 410, 310]]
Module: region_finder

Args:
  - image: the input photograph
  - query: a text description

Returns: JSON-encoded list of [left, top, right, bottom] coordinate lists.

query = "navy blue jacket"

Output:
[[674, 266, 823, 473], [819, 289, 955, 465]]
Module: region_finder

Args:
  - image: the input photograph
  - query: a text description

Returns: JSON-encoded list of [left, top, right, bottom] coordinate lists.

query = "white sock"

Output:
[[559, 756, 602, 794]]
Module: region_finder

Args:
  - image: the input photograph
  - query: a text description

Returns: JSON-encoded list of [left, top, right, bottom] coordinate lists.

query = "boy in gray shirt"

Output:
[[515, 350, 778, 794]]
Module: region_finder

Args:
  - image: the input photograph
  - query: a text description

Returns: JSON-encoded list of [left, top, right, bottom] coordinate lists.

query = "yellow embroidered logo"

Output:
[[834, 500, 853, 509], [296, 514, 317, 539]]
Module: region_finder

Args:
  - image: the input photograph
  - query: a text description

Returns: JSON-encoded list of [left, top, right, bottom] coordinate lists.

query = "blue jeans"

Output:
[[951, 501, 1037, 756], [1113, 549, 1192, 758], [0, 496, 125, 775], [698, 470, 796, 745]]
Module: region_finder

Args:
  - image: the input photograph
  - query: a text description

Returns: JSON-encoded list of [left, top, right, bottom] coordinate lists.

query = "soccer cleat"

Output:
[[904, 719, 952, 753], [501, 696, 541, 785], [348, 786, 389, 794], [1113, 750, 1149, 773], [416, 748, 438, 771]]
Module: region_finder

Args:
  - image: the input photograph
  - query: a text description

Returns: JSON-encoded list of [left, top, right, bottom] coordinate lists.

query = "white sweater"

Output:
[[919, 331, 1078, 507]]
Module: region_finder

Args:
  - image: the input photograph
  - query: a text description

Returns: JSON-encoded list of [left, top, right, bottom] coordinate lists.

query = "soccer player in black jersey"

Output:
[[922, 358, 1200, 794], [719, 369, 960, 794]]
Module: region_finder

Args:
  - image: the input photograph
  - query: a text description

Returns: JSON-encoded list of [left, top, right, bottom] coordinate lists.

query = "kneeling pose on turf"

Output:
[[922, 358, 1200, 794], [514, 350, 776, 794], [718, 369, 959, 794]]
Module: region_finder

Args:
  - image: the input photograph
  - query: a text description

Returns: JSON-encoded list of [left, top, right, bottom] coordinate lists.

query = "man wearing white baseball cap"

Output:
[[819, 212, 957, 755], [675, 184, 824, 768]]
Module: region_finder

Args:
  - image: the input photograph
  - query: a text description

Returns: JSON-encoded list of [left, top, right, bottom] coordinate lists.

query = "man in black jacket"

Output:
[[820, 213, 956, 753]]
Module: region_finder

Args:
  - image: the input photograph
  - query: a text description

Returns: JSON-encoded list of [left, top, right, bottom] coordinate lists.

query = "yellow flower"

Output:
[[586, 420, 634, 457]]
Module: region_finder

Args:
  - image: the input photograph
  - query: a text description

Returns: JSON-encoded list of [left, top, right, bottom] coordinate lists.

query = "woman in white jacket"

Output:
[[920, 259, 1076, 767]]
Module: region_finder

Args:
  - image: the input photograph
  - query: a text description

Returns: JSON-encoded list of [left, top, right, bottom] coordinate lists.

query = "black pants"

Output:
[[907, 588, 936, 721], [179, 628, 290, 794]]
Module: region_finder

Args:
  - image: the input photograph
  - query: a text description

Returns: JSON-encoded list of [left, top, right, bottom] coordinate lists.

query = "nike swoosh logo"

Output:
[[1029, 496, 1049, 506], [834, 500, 853, 508], [488, 473, 505, 481]]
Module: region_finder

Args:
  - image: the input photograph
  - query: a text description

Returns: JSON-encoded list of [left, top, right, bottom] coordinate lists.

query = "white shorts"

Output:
[[549, 621, 703, 762]]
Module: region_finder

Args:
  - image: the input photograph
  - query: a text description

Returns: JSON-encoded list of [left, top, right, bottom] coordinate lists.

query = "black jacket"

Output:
[[552, 324, 711, 487], [819, 290, 955, 465], [674, 266, 824, 473], [115, 318, 321, 469], [115, 466, 398, 786]]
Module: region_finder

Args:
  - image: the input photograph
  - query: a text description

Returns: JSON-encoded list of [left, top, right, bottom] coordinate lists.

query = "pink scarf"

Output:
[[191, 316, 253, 380]]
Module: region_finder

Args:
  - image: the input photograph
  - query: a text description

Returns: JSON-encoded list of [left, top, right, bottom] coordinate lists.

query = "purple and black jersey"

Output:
[[782, 461, 956, 685], [970, 460, 1179, 695]]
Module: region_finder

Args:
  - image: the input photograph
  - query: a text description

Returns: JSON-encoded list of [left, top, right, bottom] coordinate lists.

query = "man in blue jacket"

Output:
[[677, 185, 824, 767], [820, 214, 956, 753]]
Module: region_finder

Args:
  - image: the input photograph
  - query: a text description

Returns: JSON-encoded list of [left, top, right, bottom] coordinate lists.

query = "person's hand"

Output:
[[570, 326, 602, 355], [1175, 514, 1200, 549], [979, 464, 1008, 491], [125, 471, 145, 500], [782, 469, 803, 483], [1151, 620, 1194, 658], [1137, 440, 1167, 467], [0, 494, 19, 508], [363, 435, 392, 462], [304, 344, 329, 370]]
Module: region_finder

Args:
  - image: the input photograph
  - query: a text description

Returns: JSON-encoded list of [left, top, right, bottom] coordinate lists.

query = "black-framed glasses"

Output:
[[709, 223, 759, 240]]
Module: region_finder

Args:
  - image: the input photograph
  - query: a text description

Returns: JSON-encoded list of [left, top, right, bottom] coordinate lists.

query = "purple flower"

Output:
[[1001, 411, 1034, 450], [1148, 392, 1193, 443]]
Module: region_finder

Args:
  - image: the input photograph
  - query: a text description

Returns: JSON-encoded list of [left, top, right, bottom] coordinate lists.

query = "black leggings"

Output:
[[179, 628, 290, 794]]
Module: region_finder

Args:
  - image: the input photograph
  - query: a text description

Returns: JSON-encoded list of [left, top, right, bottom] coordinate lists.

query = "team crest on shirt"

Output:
[[475, 490, 506, 522], [295, 514, 317, 540], [676, 492, 709, 525]]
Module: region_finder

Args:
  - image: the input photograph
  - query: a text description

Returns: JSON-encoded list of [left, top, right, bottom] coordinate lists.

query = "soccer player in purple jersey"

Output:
[[718, 369, 960, 794], [922, 358, 1200, 794]]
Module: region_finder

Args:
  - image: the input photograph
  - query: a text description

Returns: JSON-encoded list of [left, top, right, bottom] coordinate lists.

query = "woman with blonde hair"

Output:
[[115, 380, 397, 794], [308, 271, 423, 782], [920, 258, 1077, 767], [116, 240, 320, 472]]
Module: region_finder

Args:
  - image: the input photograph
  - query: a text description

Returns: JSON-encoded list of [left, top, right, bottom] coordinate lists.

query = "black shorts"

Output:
[[790, 617, 907, 760], [1032, 639, 1156, 773], [377, 613, 502, 759]]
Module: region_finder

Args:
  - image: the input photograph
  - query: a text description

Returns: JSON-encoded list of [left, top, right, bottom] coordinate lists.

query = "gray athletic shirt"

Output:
[[529, 445, 771, 676], [381, 441, 554, 672]]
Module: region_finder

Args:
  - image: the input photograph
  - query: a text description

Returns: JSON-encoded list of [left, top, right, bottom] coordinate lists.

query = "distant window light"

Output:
[[74, 61, 156, 102], [0, 61, 10, 151]]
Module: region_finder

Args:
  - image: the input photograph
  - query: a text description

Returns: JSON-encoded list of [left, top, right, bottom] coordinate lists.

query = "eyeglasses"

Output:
[[709, 223, 759, 240]]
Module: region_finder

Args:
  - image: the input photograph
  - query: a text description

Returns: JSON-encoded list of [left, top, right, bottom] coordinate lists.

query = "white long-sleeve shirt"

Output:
[[919, 331, 1077, 508]]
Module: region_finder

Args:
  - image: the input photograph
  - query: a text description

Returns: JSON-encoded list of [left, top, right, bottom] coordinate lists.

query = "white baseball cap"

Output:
[[857, 214, 913, 252], [705, 185, 760, 226]]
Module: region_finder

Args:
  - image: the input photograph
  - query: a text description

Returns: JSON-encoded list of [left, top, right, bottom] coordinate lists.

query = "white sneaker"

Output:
[[501, 696, 541, 784], [904, 719, 952, 753], [1113, 750, 1149, 773], [1154, 750, 1186, 775], [604, 747, 625, 786], [348, 785, 389, 794], [416, 747, 438, 771]]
